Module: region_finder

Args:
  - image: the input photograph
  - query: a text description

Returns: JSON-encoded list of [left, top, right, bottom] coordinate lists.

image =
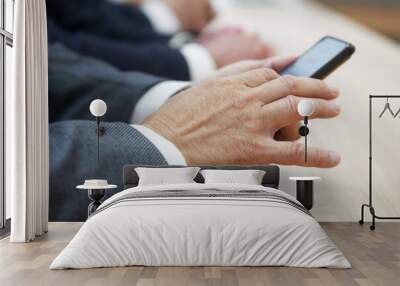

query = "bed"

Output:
[[50, 165, 350, 269]]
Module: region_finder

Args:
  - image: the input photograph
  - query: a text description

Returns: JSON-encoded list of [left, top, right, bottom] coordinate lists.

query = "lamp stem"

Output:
[[96, 117, 100, 162], [305, 116, 308, 162], [305, 132, 307, 162]]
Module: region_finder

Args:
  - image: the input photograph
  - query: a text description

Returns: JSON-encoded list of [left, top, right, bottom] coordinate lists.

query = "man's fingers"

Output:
[[216, 59, 269, 78], [231, 68, 280, 88], [264, 55, 298, 72], [269, 142, 341, 168], [214, 56, 295, 80], [254, 75, 339, 103], [274, 123, 301, 141], [264, 96, 340, 129]]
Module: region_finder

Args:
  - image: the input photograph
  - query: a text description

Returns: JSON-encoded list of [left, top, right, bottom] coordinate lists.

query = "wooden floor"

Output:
[[0, 223, 399, 286]]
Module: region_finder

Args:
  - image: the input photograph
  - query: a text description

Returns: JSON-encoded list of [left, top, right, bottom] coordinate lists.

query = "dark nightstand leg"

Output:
[[296, 181, 314, 210], [87, 189, 105, 217]]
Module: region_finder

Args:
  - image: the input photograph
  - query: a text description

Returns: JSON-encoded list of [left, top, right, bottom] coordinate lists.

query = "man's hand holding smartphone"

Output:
[[143, 36, 354, 167]]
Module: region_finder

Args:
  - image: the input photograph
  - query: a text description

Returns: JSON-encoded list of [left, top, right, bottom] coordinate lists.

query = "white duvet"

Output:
[[50, 183, 350, 269]]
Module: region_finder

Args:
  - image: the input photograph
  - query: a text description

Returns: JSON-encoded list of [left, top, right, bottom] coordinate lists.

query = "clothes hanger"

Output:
[[378, 97, 395, 118]]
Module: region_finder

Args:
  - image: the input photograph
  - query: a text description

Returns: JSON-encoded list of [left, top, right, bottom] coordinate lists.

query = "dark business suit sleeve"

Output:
[[49, 43, 169, 123], [49, 120, 168, 222], [46, 0, 169, 43], [48, 20, 191, 80]]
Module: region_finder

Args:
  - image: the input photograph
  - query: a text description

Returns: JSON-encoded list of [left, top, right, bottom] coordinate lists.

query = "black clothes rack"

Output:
[[359, 95, 400, 230]]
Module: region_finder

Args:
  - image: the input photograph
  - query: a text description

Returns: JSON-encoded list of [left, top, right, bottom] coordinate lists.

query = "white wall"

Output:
[[215, 0, 400, 221]]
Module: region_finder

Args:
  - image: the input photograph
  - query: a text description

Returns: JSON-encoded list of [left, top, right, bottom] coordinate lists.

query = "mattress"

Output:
[[50, 183, 350, 269]]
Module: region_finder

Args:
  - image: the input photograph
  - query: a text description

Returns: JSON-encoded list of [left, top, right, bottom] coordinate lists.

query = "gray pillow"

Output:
[[200, 169, 266, 185], [135, 167, 201, 186]]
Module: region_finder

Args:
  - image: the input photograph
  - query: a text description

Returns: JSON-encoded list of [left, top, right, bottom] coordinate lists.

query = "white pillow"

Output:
[[135, 167, 200, 186], [200, 169, 266, 185]]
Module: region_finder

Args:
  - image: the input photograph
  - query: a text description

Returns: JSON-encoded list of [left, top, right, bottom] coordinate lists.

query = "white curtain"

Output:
[[8, 0, 49, 242]]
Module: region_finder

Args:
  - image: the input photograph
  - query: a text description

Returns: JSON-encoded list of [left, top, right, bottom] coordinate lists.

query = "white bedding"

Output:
[[50, 183, 350, 269]]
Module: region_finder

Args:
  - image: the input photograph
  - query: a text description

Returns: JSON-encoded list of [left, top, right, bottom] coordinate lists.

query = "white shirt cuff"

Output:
[[140, 0, 182, 35], [131, 81, 190, 124], [133, 125, 187, 165], [180, 43, 217, 81]]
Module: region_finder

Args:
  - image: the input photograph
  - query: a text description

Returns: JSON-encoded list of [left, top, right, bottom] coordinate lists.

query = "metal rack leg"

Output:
[[359, 204, 368, 225], [359, 204, 376, 230], [370, 206, 376, 231], [359, 203, 400, 230]]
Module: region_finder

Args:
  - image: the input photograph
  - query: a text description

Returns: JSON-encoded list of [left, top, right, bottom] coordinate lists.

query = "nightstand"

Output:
[[77, 180, 117, 217], [289, 177, 321, 210]]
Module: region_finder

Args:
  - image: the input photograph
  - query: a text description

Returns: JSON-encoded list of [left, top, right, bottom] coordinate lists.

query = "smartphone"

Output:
[[280, 36, 355, 79]]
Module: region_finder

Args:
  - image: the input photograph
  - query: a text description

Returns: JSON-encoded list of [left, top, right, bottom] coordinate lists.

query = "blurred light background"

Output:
[[315, 0, 400, 41], [213, 0, 400, 42]]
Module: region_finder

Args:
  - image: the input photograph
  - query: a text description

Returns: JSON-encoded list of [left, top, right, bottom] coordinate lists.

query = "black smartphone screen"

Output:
[[280, 36, 355, 79]]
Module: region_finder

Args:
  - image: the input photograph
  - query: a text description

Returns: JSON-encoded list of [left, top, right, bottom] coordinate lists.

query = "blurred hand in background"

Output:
[[90, 0, 276, 78], [198, 27, 276, 68], [162, 0, 215, 32]]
